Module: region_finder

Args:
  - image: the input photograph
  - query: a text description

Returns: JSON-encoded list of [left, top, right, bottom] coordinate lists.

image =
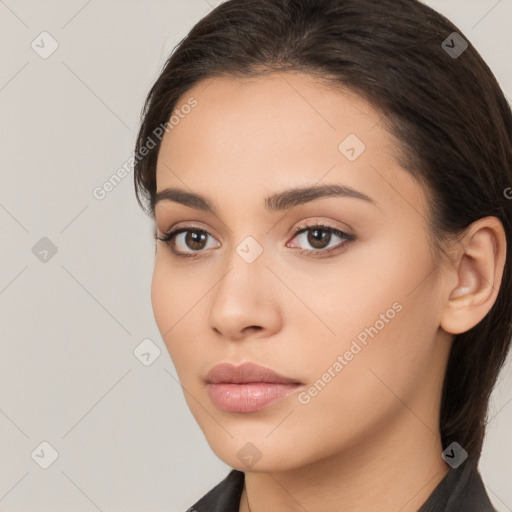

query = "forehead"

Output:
[[158, 71, 384, 154], [154, 72, 426, 219]]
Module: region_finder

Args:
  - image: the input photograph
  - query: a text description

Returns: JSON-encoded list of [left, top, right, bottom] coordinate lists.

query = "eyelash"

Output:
[[156, 221, 356, 259]]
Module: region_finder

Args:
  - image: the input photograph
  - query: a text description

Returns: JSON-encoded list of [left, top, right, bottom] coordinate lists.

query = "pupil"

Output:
[[187, 230, 206, 250], [308, 228, 330, 249]]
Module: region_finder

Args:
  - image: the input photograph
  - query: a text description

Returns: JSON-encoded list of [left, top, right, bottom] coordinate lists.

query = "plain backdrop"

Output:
[[1, 1, 511, 511]]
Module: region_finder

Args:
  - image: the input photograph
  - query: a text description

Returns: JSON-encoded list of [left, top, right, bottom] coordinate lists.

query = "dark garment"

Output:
[[186, 460, 497, 512]]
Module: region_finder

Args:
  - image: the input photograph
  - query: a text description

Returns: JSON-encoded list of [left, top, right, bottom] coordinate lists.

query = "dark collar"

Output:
[[188, 460, 496, 512]]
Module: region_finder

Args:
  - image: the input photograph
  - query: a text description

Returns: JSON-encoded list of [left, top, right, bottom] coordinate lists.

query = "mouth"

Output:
[[205, 362, 303, 413]]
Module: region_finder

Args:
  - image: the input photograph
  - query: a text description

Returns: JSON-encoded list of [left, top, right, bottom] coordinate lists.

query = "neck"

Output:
[[239, 412, 450, 512]]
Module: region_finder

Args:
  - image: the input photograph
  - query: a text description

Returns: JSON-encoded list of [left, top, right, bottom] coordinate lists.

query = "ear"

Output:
[[440, 217, 507, 335]]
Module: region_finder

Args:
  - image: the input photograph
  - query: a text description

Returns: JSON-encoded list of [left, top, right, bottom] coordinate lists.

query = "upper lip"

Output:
[[205, 362, 301, 384]]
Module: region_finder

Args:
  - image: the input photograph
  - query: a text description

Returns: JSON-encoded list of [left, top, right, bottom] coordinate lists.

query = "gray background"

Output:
[[0, 1, 511, 511]]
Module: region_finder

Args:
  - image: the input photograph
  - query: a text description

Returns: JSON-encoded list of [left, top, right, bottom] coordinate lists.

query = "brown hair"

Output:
[[133, 0, 512, 461]]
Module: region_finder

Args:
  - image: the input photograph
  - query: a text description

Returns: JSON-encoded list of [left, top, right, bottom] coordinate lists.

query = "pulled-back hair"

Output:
[[133, 0, 512, 461]]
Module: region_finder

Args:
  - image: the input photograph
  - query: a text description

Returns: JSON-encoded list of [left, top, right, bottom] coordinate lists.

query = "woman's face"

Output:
[[151, 72, 453, 471]]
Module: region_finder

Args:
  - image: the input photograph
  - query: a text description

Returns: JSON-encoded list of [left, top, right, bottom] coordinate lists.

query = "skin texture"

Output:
[[150, 72, 506, 512]]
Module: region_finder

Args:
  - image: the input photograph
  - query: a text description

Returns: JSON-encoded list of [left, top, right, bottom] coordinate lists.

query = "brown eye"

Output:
[[306, 227, 332, 249], [288, 223, 356, 257], [183, 230, 208, 250], [156, 226, 220, 258]]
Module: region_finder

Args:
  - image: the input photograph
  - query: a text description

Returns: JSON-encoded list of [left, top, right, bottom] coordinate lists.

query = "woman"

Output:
[[133, 0, 511, 510]]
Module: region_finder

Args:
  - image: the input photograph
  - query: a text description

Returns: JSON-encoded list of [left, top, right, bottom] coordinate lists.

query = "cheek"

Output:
[[150, 256, 193, 358], [150, 252, 202, 333], [150, 256, 172, 336], [288, 229, 439, 385], [150, 254, 211, 376]]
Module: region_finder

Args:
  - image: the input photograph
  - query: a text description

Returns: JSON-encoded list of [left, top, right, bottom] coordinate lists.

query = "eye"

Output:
[[156, 224, 220, 258], [156, 221, 356, 259], [287, 222, 356, 257]]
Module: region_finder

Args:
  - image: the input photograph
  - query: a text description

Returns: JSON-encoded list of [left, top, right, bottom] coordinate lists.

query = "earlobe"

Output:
[[440, 217, 507, 336]]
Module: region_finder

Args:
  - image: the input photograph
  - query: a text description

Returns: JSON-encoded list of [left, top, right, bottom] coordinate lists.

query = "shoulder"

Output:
[[419, 460, 497, 512], [451, 464, 498, 512], [186, 469, 245, 512]]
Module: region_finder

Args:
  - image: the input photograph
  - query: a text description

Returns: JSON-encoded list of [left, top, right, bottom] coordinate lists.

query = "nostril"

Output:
[[245, 326, 262, 334]]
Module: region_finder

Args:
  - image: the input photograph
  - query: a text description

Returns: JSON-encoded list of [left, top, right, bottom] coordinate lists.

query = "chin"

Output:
[[204, 434, 311, 473]]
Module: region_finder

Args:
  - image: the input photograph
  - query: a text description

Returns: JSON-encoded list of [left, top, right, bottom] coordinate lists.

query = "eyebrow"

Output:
[[154, 183, 377, 214]]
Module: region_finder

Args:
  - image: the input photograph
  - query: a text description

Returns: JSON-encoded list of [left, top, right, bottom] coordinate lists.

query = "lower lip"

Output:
[[208, 382, 301, 412]]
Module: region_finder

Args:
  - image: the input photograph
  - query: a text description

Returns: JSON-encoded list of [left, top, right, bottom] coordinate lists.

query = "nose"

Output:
[[207, 247, 282, 341]]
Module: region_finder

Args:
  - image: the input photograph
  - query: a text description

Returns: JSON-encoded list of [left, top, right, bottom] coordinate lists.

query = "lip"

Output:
[[205, 362, 300, 385], [205, 362, 303, 412]]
